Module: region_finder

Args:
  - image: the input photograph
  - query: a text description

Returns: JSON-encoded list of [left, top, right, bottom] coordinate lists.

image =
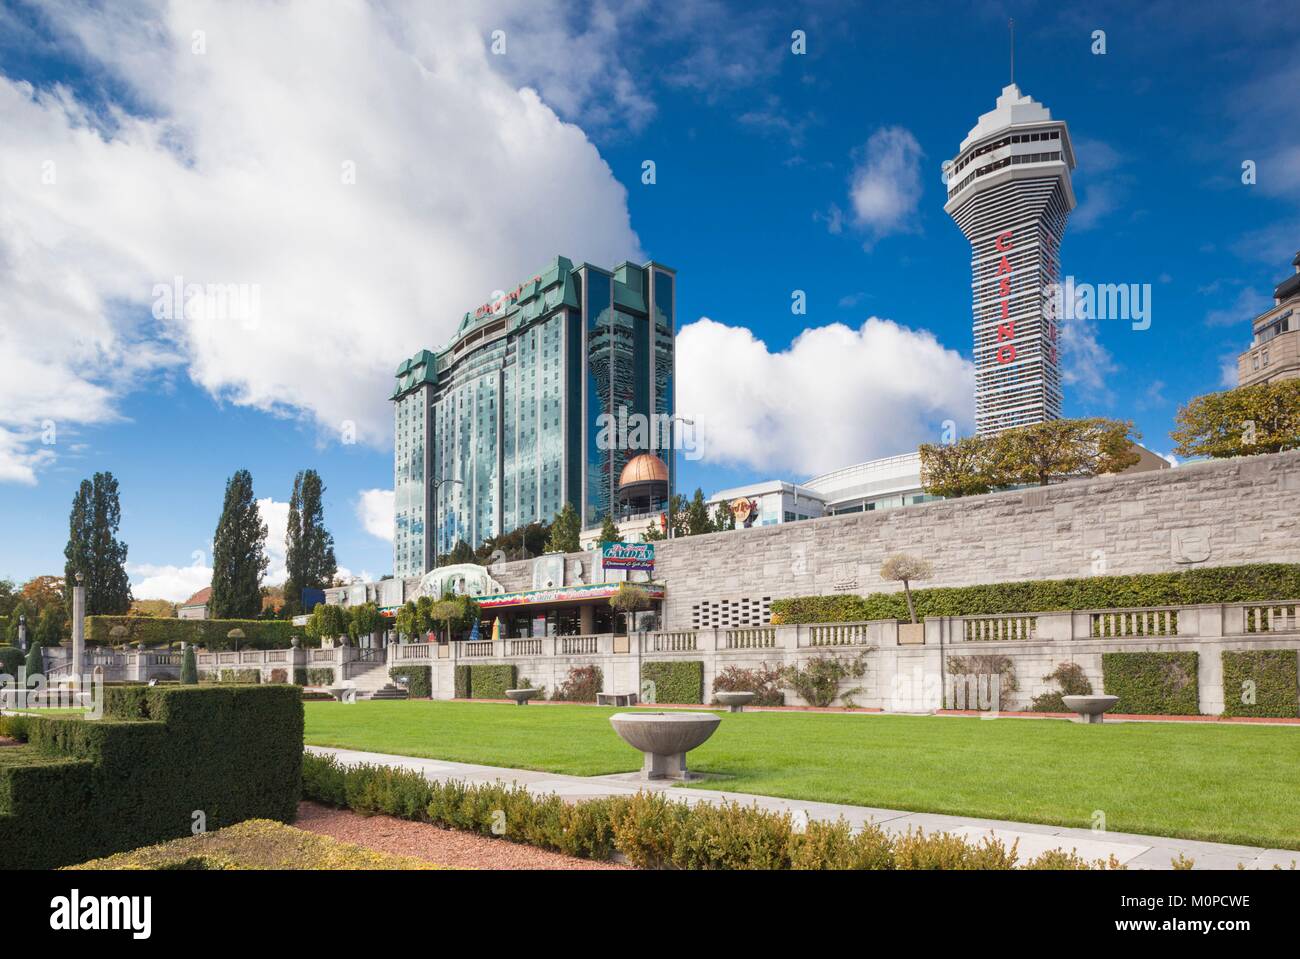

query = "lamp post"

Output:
[[72, 572, 85, 686], [665, 415, 694, 540], [431, 476, 463, 570]]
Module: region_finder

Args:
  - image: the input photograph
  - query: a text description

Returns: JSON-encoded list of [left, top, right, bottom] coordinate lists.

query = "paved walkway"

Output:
[[307, 746, 1297, 870]]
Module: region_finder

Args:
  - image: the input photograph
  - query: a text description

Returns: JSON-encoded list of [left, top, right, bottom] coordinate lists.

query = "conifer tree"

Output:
[[209, 470, 269, 619], [63, 472, 132, 615]]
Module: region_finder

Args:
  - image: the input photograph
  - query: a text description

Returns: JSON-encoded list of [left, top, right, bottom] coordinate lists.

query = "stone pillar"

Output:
[[580, 604, 595, 635], [72, 573, 86, 687]]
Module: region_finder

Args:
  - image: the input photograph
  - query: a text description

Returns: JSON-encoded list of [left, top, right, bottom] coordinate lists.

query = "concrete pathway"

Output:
[[307, 746, 1297, 871]]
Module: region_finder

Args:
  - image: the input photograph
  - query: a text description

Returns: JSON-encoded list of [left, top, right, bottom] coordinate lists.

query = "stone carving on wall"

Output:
[[568, 559, 586, 585], [416, 563, 504, 599], [830, 562, 859, 592], [532, 555, 565, 590], [1171, 529, 1211, 565]]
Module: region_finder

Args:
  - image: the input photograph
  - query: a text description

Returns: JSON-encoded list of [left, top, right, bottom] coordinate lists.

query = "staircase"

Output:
[[339, 660, 400, 700]]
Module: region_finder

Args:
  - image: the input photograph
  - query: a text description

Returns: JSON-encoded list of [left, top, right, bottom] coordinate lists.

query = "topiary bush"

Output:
[[641, 661, 703, 704], [0, 684, 302, 869], [1221, 649, 1299, 718], [467, 664, 516, 700], [390, 665, 432, 699], [454, 664, 470, 699], [180, 646, 198, 684], [712, 664, 785, 706], [772, 563, 1300, 623], [1029, 661, 1093, 712], [1102, 651, 1199, 715], [23, 642, 43, 678]]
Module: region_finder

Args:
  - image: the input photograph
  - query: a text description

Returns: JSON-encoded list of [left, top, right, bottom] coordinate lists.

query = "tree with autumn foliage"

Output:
[[991, 418, 1140, 487], [918, 436, 998, 498], [1171, 380, 1300, 460]]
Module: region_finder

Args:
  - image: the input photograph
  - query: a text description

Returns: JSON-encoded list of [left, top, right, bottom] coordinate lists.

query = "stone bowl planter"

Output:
[[715, 691, 756, 713], [609, 712, 721, 780], [505, 688, 541, 706], [1062, 694, 1120, 724]]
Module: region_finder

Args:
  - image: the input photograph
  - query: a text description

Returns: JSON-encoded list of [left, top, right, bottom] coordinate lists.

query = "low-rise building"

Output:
[[177, 586, 211, 620]]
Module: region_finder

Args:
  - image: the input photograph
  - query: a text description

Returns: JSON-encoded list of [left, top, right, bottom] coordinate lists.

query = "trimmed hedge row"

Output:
[[307, 667, 335, 686], [465, 664, 517, 699], [86, 615, 298, 650], [300, 753, 1119, 870], [1101, 652, 1199, 715], [1221, 650, 1299, 718], [641, 660, 703, 704], [390, 665, 432, 698], [0, 684, 303, 869], [771, 563, 1300, 623]]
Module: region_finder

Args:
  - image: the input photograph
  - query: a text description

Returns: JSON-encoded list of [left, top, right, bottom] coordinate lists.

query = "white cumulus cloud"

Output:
[[0, 0, 641, 484], [848, 126, 925, 243], [128, 561, 212, 603], [357, 488, 395, 543], [676, 316, 975, 476]]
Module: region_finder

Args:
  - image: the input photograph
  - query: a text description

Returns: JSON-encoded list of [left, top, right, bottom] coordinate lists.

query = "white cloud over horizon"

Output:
[[357, 488, 395, 543], [0, 0, 642, 485], [675, 316, 975, 476]]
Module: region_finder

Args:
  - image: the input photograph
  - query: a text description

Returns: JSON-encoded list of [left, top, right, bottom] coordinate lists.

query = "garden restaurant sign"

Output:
[[601, 542, 655, 573]]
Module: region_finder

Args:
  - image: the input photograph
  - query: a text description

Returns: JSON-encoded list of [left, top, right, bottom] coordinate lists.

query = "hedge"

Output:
[[300, 753, 1120, 870], [641, 661, 703, 704], [771, 563, 1300, 623], [454, 664, 470, 699], [390, 665, 432, 698], [466, 664, 516, 700], [219, 668, 261, 684], [0, 684, 302, 869], [0, 645, 23, 677], [1221, 650, 1299, 718], [307, 667, 335, 686], [1101, 652, 1200, 715], [86, 615, 299, 650]]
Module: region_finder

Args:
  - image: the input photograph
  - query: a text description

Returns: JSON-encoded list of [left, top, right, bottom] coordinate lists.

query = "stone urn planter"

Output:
[[505, 688, 541, 706], [609, 712, 721, 780], [715, 691, 755, 713], [1062, 694, 1120, 724]]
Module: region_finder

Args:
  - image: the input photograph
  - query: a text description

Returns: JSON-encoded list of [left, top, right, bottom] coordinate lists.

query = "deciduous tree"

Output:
[[1171, 380, 1300, 459]]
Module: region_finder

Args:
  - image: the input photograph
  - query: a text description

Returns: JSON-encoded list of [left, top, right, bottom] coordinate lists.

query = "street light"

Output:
[[431, 476, 463, 570], [665, 416, 694, 540], [16, 613, 26, 652]]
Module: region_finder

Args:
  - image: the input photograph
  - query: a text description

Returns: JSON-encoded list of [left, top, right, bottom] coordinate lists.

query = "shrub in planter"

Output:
[[390, 665, 432, 699], [553, 665, 602, 702], [641, 661, 703, 704], [781, 653, 867, 708], [1029, 661, 1093, 712], [947, 654, 1018, 711], [712, 664, 785, 706], [1221, 650, 1299, 718], [1102, 651, 1199, 715]]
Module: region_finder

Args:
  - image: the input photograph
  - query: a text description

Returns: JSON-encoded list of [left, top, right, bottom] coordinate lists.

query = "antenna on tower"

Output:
[[1009, 18, 1015, 85]]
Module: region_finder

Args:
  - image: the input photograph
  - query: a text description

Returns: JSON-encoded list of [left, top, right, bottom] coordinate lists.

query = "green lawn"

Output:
[[304, 700, 1300, 850]]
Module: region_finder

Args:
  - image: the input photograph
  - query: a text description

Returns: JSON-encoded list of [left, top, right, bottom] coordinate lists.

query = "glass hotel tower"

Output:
[[944, 84, 1077, 435], [392, 256, 676, 578]]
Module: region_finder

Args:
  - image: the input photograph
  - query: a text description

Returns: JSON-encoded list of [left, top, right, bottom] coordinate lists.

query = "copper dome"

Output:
[[619, 453, 669, 488]]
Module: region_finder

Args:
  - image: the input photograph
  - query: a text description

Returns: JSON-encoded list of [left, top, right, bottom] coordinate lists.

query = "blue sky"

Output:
[[1, 0, 1297, 597]]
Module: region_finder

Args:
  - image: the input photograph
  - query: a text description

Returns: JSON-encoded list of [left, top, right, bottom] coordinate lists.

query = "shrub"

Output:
[[307, 667, 335, 686], [1102, 652, 1199, 715], [468, 664, 516, 700], [0, 685, 302, 869], [219, 668, 261, 684], [553, 665, 602, 702], [641, 661, 703, 704], [711, 663, 786, 706], [293, 667, 309, 686], [782, 653, 867, 708], [1029, 661, 1093, 712], [390, 665, 432, 699], [24, 643, 43, 679], [69, 820, 435, 870], [269, 668, 288, 684], [947, 655, 1018, 710], [771, 563, 1300, 623], [0, 645, 24, 678], [86, 616, 297, 650], [180, 646, 198, 684], [300, 754, 1119, 871], [0, 713, 31, 742], [1221, 650, 1299, 718], [454, 664, 470, 699]]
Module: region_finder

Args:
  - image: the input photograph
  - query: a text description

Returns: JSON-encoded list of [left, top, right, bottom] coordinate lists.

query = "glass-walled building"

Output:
[[392, 255, 676, 577]]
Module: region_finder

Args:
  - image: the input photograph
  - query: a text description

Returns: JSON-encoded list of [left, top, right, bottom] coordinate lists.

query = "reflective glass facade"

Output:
[[392, 256, 674, 576]]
